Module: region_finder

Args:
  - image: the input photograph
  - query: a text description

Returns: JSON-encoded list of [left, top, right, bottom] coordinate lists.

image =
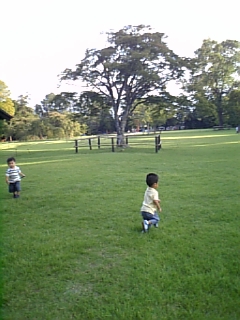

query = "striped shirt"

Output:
[[6, 166, 21, 183]]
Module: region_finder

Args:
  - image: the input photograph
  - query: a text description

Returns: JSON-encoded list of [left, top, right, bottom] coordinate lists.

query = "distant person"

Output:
[[236, 126, 239, 134], [140, 173, 162, 232], [5, 157, 25, 198]]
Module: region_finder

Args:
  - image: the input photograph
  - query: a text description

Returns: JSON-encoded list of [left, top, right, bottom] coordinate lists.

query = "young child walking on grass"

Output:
[[141, 173, 162, 232], [5, 157, 25, 198]]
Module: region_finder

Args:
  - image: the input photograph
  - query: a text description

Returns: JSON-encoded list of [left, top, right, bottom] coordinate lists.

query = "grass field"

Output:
[[1, 129, 239, 320]]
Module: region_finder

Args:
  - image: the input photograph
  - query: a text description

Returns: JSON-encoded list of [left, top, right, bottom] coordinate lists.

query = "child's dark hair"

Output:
[[146, 173, 158, 187], [7, 157, 16, 163]]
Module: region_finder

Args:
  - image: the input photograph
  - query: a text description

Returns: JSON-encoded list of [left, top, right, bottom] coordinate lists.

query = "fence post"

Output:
[[75, 139, 78, 153], [125, 135, 128, 145], [98, 136, 100, 149], [88, 138, 92, 150], [111, 137, 115, 152], [155, 136, 158, 153], [158, 135, 161, 150]]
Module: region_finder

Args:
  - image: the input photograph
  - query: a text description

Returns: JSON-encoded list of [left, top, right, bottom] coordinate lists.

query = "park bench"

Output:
[[213, 126, 224, 130], [213, 126, 231, 130]]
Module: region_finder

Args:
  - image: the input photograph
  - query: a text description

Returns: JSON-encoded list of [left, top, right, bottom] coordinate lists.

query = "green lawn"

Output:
[[1, 129, 239, 320]]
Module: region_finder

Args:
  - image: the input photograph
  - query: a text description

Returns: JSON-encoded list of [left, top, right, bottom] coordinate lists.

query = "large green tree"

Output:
[[30, 112, 86, 139], [35, 92, 79, 116], [130, 103, 153, 131], [76, 91, 114, 134], [130, 94, 175, 131], [186, 39, 240, 126], [0, 80, 15, 117], [7, 96, 37, 140], [61, 25, 185, 144], [43, 111, 85, 138], [223, 89, 240, 126], [175, 93, 218, 129]]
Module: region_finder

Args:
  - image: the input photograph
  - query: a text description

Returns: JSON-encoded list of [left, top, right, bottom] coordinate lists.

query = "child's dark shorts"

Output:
[[9, 181, 21, 193], [141, 211, 160, 222]]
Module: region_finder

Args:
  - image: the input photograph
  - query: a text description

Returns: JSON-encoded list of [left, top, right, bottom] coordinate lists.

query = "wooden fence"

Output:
[[74, 134, 161, 153]]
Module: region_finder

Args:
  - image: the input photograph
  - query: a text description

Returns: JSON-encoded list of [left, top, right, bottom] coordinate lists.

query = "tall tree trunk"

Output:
[[218, 108, 223, 126], [115, 112, 128, 146], [217, 95, 223, 126], [116, 119, 124, 146]]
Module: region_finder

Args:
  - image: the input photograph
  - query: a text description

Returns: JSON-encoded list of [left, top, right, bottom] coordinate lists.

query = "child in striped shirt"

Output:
[[5, 157, 25, 198]]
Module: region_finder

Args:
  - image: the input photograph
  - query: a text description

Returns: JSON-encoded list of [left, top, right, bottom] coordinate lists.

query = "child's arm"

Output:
[[153, 199, 162, 212], [5, 175, 9, 184], [18, 168, 25, 178]]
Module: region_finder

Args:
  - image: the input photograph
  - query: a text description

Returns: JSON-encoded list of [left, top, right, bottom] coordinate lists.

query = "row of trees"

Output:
[[1, 25, 240, 141], [0, 96, 86, 141]]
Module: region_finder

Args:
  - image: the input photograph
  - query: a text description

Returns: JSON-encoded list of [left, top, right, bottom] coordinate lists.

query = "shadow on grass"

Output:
[[2, 136, 238, 167], [0, 147, 160, 168]]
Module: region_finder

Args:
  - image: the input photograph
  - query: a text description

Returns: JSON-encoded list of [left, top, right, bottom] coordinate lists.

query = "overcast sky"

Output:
[[0, 0, 239, 106]]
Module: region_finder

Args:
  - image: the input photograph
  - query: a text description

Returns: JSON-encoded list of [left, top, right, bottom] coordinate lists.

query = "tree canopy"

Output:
[[61, 25, 186, 142], [0, 80, 15, 117], [185, 39, 240, 126]]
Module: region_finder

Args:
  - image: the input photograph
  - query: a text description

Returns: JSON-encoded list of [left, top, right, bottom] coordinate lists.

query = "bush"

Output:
[[26, 135, 41, 141]]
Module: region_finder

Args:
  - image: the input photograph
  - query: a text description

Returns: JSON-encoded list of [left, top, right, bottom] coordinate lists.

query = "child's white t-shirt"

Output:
[[141, 187, 160, 214]]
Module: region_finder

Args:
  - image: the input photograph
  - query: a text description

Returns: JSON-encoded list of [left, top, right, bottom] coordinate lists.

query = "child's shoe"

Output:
[[143, 220, 149, 232]]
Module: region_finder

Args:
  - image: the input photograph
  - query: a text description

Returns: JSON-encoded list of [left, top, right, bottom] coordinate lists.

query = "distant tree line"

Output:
[[1, 25, 240, 141]]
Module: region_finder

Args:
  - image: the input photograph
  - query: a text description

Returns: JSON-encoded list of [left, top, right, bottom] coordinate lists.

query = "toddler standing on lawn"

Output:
[[141, 173, 162, 232], [5, 157, 25, 198]]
